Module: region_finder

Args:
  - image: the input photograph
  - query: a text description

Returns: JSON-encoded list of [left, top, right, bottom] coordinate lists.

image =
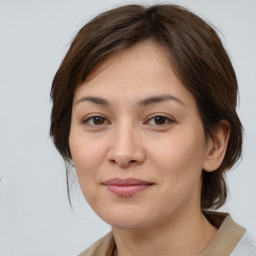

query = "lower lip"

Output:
[[104, 184, 152, 197]]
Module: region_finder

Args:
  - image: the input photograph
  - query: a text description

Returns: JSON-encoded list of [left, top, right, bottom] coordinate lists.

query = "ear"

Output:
[[203, 120, 230, 172]]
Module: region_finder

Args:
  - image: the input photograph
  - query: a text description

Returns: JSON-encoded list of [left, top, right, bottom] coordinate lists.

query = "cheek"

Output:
[[69, 132, 106, 187], [69, 137, 103, 206], [147, 137, 205, 214], [148, 130, 206, 188]]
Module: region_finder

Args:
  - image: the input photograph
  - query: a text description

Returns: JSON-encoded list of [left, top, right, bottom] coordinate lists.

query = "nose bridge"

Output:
[[108, 117, 144, 167], [113, 118, 136, 153]]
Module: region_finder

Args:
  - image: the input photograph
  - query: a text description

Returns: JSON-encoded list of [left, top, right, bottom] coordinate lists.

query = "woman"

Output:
[[50, 4, 255, 256]]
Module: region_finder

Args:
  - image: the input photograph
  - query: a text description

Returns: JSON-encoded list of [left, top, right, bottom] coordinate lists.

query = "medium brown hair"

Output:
[[50, 4, 243, 209]]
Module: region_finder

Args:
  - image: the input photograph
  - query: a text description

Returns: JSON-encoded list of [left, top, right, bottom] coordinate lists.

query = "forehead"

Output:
[[84, 41, 172, 82], [73, 41, 196, 109]]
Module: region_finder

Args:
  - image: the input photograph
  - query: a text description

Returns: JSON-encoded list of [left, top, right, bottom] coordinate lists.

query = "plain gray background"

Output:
[[0, 0, 255, 255]]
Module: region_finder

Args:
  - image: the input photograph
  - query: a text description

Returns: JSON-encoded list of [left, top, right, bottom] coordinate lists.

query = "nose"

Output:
[[107, 122, 145, 168]]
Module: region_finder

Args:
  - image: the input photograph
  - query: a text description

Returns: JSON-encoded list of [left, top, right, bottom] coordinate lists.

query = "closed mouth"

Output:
[[102, 178, 154, 197]]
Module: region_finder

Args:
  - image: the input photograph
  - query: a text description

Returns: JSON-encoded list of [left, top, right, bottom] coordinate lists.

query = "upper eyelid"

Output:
[[145, 114, 175, 122], [82, 115, 110, 124], [145, 116, 174, 125], [83, 113, 108, 120]]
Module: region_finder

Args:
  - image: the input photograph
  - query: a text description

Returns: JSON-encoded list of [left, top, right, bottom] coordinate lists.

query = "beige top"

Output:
[[79, 211, 247, 256]]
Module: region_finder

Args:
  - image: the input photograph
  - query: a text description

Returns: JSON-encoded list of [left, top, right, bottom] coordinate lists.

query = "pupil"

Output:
[[155, 116, 166, 125], [94, 117, 104, 125]]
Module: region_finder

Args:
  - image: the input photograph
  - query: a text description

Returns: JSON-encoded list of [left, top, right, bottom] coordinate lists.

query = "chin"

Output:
[[109, 219, 151, 231], [98, 209, 156, 231]]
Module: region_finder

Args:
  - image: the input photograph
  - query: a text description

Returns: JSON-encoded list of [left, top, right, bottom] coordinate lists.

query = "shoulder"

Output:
[[78, 232, 115, 256], [202, 211, 256, 256], [231, 231, 256, 256]]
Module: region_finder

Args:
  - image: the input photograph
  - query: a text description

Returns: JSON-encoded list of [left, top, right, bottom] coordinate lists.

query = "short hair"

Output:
[[50, 4, 243, 209]]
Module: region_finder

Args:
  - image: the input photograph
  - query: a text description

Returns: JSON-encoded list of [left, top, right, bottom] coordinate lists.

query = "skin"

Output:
[[69, 41, 230, 256]]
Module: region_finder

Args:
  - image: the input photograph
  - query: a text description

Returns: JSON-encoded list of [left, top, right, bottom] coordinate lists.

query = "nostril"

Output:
[[109, 159, 137, 168], [110, 159, 116, 164]]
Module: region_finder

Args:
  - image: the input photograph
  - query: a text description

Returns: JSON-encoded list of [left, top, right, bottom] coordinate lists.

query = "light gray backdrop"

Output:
[[0, 0, 255, 255]]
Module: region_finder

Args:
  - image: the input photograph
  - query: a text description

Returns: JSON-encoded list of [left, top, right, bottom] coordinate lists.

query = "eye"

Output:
[[147, 115, 174, 125], [83, 116, 109, 126]]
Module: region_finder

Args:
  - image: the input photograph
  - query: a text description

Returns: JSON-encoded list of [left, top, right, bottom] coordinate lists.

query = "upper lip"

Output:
[[102, 178, 154, 185]]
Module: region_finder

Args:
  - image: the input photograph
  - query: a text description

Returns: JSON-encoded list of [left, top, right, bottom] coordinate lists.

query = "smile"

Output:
[[102, 178, 154, 197]]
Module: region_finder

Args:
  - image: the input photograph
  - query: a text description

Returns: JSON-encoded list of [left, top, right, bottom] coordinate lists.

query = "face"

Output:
[[69, 41, 211, 231]]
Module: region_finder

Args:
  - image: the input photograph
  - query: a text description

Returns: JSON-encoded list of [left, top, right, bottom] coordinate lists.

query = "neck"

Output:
[[112, 206, 217, 256]]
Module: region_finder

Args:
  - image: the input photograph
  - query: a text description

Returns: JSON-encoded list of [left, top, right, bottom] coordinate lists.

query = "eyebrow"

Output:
[[75, 96, 110, 106], [75, 94, 186, 107], [138, 94, 186, 107]]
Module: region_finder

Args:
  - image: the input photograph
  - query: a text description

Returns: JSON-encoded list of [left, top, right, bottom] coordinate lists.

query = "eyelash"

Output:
[[146, 115, 174, 126], [82, 116, 109, 126], [82, 115, 175, 127]]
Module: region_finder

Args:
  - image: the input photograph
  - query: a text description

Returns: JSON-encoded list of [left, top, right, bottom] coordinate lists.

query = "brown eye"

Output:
[[83, 116, 108, 126], [147, 115, 174, 125], [93, 117, 105, 125], [154, 116, 167, 125]]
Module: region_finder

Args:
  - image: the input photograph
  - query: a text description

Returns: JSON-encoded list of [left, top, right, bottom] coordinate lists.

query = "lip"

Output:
[[102, 178, 154, 197]]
